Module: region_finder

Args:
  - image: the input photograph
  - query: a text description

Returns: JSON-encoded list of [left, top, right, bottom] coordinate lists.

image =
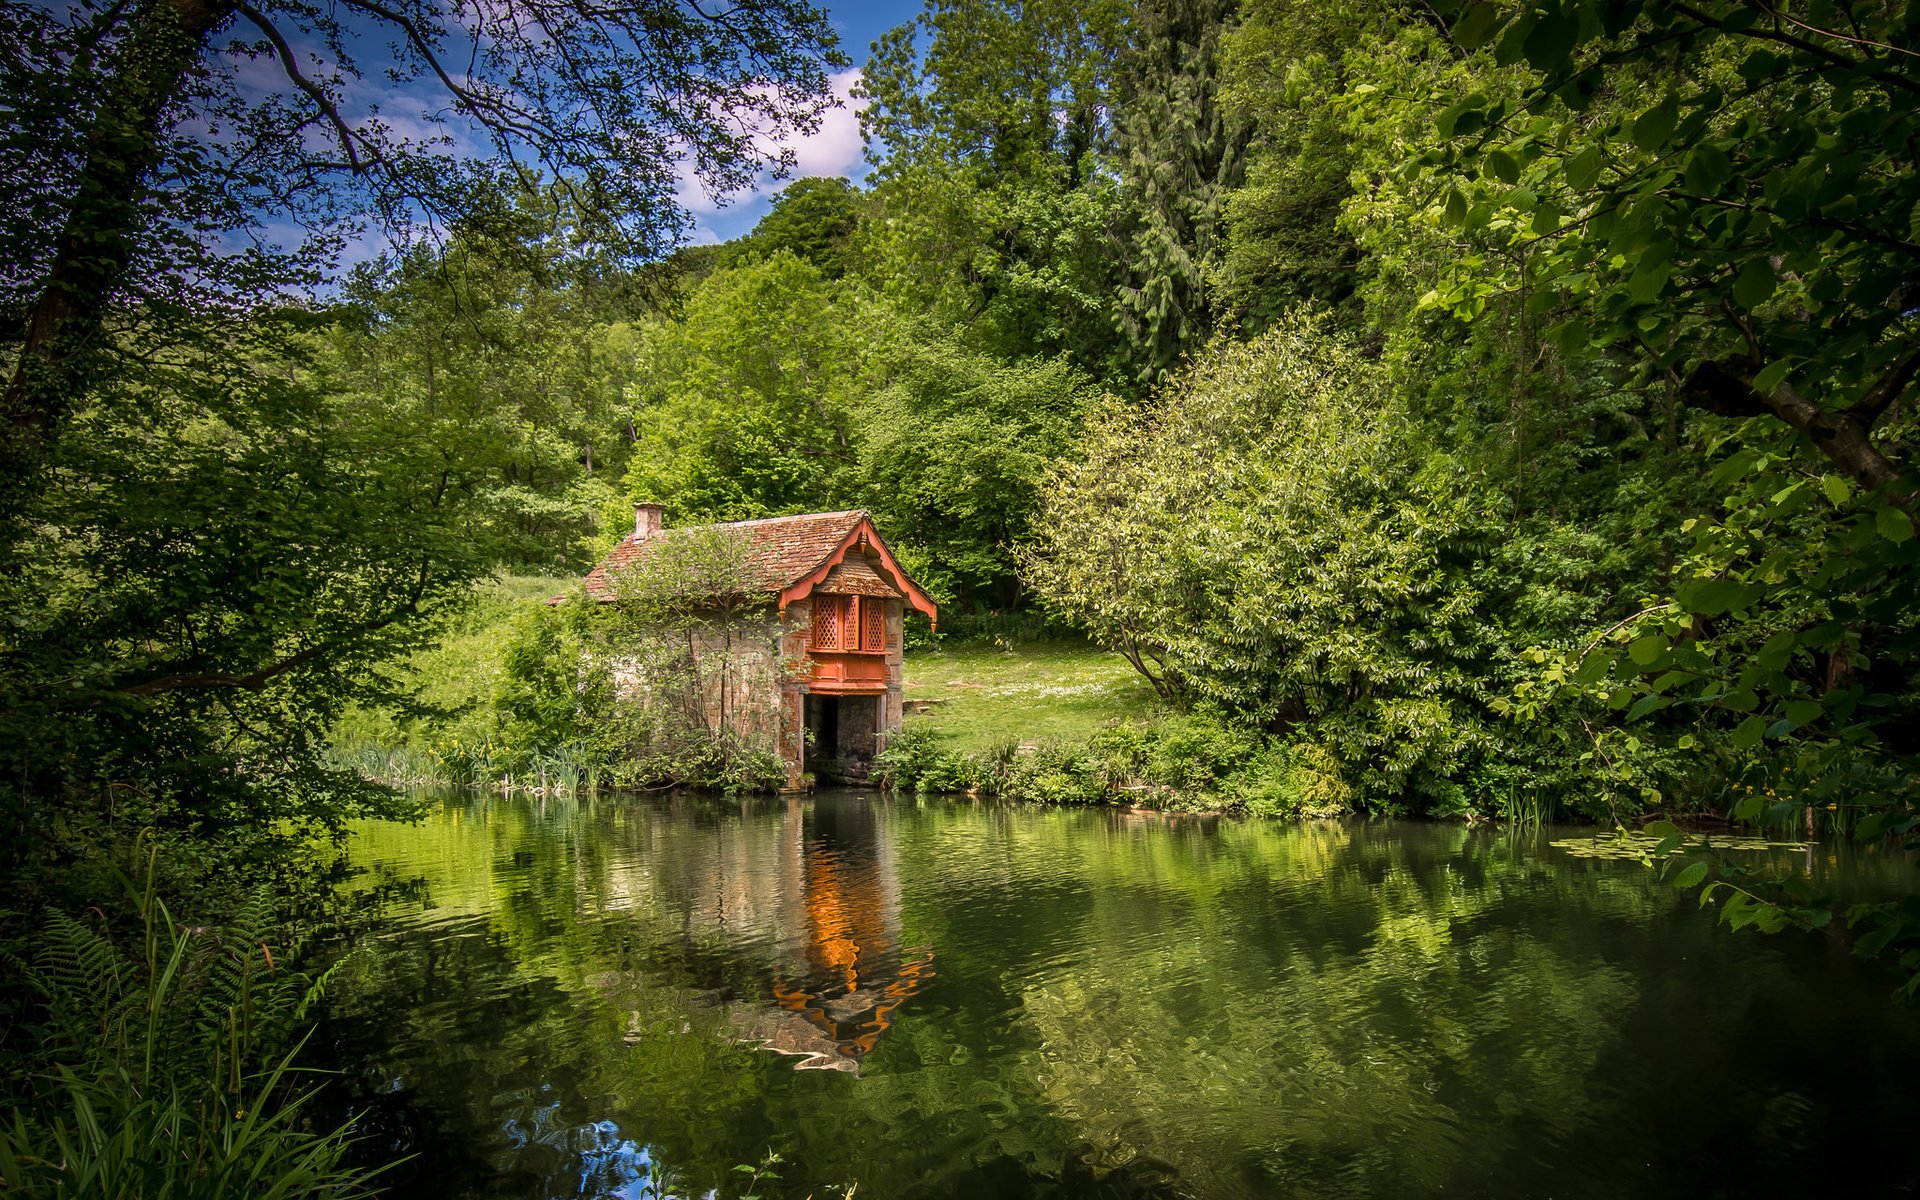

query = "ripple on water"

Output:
[[324, 792, 1920, 1200]]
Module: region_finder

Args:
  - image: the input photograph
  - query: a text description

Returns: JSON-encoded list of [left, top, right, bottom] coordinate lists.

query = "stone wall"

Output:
[[882, 601, 904, 748], [603, 606, 797, 778], [689, 612, 789, 751], [607, 592, 912, 791]]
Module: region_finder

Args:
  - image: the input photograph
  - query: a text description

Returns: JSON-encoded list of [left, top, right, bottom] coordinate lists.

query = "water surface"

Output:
[[322, 791, 1920, 1198]]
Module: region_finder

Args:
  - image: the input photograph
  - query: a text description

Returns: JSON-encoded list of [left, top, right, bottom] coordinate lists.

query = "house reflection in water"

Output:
[[729, 798, 934, 1073]]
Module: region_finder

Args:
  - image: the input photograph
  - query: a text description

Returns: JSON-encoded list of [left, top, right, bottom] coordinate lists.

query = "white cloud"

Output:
[[678, 68, 870, 241], [783, 68, 868, 179]]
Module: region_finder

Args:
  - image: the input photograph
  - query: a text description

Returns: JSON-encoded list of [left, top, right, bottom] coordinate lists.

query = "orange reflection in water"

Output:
[[747, 835, 934, 1072]]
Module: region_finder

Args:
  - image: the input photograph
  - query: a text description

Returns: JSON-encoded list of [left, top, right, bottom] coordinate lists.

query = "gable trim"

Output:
[[777, 517, 938, 628]]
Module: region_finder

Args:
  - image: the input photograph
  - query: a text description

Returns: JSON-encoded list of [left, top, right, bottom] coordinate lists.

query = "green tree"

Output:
[[1403, 0, 1919, 978], [0, 0, 845, 911], [1110, 0, 1249, 383], [1419, 0, 1918, 500], [0, 318, 482, 906], [1025, 323, 1538, 810], [855, 0, 1132, 382], [723, 177, 866, 278], [859, 0, 1122, 183], [624, 253, 862, 521], [854, 334, 1094, 608], [318, 198, 644, 571], [1216, 0, 1392, 326]]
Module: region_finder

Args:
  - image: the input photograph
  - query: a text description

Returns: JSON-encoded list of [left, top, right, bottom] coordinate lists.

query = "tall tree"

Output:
[[1417, 0, 1920, 502], [319, 195, 644, 571], [855, 0, 1131, 381], [1216, 0, 1395, 328], [0, 0, 839, 905], [859, 0, 1121, 183], [0, 315, 487, 902], [1025, 322, 1525, 808], [1110, 0, 1249, 384], [853, 334, 1094, 608]]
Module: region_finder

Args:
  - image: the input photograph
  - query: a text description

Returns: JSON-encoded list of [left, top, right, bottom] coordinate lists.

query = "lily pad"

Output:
[[1550, 832, 1808, 860]]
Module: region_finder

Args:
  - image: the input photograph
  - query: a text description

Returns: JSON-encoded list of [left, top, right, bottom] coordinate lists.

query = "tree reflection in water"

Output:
[[322, 791, 1920, 1200]]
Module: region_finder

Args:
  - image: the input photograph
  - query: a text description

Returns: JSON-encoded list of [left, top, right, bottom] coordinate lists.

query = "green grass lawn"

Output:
[[902, 638, 1161, 752], [335, 572, 577, 749]]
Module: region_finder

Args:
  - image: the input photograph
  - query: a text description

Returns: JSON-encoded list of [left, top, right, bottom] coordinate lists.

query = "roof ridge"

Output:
[[582, 508, 884, 603], [613, 508, 865, 546], [787, 512, 873, 588], [704, 508, 865, 529]]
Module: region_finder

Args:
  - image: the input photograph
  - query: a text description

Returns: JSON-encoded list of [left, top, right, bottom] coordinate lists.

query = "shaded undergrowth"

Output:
[[0, 854, 389, 1197]]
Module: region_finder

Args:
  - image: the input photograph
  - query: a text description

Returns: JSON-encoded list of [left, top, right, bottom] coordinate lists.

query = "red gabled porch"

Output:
[[804, 592, 889, 694]]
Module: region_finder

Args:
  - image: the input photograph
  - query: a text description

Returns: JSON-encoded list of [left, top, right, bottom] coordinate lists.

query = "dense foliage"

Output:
[[0, 865, 380, 1197], [1026, 325, 1537, 813], [1, 0, 845, 1179], [4, 0, 1918, 1049]]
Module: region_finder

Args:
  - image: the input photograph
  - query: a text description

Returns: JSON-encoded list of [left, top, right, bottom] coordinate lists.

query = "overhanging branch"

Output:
[[110, 557, 439, 700], [232, 0, 371, 175], [1849, 344, 1920, 427], [1681, 359, 1910, 503]]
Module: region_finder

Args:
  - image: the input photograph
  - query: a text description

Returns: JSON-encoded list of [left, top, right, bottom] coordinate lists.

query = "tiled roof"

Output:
[[580, 510, 870, 603], [814, 558, 903, 598]]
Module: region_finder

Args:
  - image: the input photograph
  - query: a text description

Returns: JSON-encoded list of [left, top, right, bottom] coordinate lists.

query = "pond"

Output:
[[321, 790, 1920, 1198]]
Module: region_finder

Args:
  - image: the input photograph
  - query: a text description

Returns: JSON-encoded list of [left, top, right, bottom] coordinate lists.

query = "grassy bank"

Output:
[[901, 639, 1160, 752], [888, 640, 1364, 817], [330, 572, 577, 788], [386, 572, 576, 723], [335, 589, 1162, 789]]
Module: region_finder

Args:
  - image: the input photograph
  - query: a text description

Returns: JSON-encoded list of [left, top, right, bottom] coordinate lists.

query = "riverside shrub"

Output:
[[876, 714, 1359, 817], [1025, 322, 1536, 814]]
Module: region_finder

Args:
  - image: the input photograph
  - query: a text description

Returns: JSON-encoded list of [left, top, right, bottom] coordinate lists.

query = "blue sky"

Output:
[[228, 0, 924, 270], [682, 0, 920, 245]]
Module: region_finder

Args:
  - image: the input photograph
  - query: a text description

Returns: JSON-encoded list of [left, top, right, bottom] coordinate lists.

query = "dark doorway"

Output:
[[806, 693, 840, 758], [804, 694, 880, 783]]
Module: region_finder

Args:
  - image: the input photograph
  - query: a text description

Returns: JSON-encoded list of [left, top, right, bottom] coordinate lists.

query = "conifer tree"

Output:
[[1112, 0, 1249, 386]]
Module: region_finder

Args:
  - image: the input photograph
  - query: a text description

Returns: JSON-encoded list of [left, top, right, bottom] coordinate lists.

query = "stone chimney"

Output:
[[633, 502, 665, 539]]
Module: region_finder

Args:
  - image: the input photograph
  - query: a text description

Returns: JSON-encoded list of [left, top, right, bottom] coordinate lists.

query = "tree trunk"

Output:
[[0, 0, 230, 523], [1683, 360, 1913, 507]]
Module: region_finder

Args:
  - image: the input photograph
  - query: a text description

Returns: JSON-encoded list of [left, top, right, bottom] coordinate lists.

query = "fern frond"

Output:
[[29, 907, 132, 1069], [32, 908, 121, 1004], [292, 951, 351, 1024]]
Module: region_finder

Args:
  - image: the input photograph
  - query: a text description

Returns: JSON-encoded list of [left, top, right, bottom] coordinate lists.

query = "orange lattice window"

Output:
[[861, 600, 886, 652], [810, 596, 846, 650]]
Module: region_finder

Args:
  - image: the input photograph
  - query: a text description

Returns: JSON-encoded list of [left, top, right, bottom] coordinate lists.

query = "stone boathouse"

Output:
[[578, 505, 938, 788]]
